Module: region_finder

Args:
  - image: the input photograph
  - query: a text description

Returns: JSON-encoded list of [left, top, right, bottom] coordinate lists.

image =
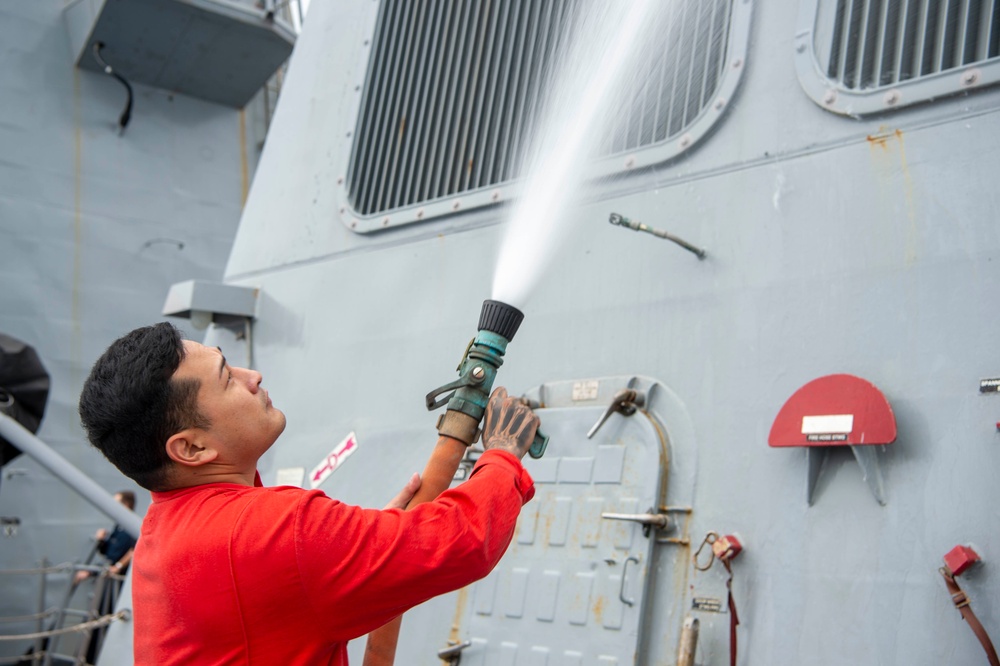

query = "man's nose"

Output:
[[236, 367, 263, 391]]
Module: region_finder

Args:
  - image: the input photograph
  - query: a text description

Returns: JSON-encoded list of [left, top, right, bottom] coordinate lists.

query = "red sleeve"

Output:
[[295, 449, 534, 640]]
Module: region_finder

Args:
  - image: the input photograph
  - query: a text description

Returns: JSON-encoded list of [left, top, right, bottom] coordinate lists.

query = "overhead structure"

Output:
[[63, 0, 297, 108]]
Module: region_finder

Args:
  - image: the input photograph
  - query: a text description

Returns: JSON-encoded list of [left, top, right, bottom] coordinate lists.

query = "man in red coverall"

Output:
[[78, 322, 538, 665]]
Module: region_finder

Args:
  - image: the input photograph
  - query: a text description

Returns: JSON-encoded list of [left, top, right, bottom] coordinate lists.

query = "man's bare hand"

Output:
[[482, 387, 540, 460], [383, 472, 421, 510]]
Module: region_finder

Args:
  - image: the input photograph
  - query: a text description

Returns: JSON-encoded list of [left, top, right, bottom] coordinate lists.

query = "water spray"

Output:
[[425, 299, 548, 457]]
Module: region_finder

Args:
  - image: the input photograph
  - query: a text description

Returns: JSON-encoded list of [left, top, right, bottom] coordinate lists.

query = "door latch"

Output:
[[602, 506, 692, 543], [587, 388, 646, 438], [437, 639, 471, 665]]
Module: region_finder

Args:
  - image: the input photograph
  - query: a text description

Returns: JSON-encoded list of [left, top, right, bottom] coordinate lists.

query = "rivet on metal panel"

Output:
[[883, 90, 901, 106], [714, 98, 726, 111], [796, 42, 806, 54], [382, 217, 389, 227], [625, 156, 636, 169], [962, 69, 981, 86], [731, 58, 742, 69], [452, 200, 461, 210], [490, 190, 501, 202], [679, 134, 692, 149], [823, 89, 837, 105], [337, 176, 344, 184], [416, 209, 424, 219]]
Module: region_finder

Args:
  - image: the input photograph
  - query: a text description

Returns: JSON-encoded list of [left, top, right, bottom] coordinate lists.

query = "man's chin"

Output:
[[273, 412, 288, 438]]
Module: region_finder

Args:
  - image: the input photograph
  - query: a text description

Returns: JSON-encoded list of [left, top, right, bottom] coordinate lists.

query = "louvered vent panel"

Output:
[[347, 0, 735, 218], [825, 0, 1000, 90]]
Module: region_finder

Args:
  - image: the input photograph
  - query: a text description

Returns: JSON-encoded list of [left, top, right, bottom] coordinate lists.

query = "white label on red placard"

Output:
[[801, 414, 854, 435]]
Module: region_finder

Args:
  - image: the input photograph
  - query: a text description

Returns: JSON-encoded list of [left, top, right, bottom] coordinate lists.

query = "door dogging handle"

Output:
[[587, 388, 646, 438], [437, 639, 471, 664], [601, 511, 671, 531]]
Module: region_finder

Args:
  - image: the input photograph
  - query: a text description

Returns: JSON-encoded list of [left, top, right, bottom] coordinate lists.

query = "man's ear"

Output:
[[165, 430, 219, 467]]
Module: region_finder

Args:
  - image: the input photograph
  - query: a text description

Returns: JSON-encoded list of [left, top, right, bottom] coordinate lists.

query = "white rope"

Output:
[[0, 610, 130, 641], [0, 562, 76, 576], [0, 608, 57, 624]]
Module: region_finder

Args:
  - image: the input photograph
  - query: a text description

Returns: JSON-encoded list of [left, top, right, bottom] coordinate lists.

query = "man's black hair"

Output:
[[79, 323, 208, 491]]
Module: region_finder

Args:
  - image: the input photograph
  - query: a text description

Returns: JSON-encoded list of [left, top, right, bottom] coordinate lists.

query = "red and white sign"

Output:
[[768, 374, 896, 448], [309, 432, 358, 489]]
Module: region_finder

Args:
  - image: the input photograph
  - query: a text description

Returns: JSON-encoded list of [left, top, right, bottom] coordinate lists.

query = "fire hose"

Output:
[[363, 300, 547, 666]]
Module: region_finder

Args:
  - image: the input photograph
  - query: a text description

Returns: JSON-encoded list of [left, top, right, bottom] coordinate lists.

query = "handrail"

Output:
[[0, 610, 129, 642], [0, 413, 141, 538], [0, 560, 130, 665]]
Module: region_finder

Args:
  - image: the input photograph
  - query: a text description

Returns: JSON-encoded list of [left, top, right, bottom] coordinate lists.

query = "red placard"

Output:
[[768, 374, 896, 448]]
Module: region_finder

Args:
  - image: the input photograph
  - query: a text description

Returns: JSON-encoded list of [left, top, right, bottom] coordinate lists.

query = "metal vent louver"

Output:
[[342, 0, 750, 231], [796, 0, 1000, 115]]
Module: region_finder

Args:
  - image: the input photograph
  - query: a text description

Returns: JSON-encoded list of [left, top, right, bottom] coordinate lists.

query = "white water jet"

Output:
[[491, 0, 659, 309]]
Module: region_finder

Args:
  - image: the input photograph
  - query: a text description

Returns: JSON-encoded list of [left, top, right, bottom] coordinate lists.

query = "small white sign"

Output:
[[309, 432, 359, 489], [572, 380, 600, 401], [801, 414, 854, 435], [274, 467, 305, 488]]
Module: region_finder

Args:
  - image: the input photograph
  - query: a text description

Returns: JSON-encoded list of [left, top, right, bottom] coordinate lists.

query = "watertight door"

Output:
[[451, 405, 666, 664]]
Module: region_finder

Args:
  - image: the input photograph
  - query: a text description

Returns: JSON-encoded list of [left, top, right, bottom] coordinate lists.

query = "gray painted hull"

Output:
[[216, 2, 1000, 664], [3, 1, 1000, 665]]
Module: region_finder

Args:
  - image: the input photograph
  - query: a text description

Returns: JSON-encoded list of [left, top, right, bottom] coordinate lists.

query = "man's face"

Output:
[[172, 341, 286, 467]]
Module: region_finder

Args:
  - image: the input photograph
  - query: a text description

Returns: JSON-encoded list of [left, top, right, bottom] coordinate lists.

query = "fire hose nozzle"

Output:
[[425, 300, 549, 457]]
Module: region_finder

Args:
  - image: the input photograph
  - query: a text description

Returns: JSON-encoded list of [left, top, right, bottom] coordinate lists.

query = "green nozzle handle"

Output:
[[528, 430, 549, 459]]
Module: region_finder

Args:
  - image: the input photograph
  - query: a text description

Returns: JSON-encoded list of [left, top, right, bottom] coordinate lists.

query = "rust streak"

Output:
[[446, 586, 470, 665], [671, 510, 695, 644], [592, 595, 605, 624], [894, 129, 919, 264], [866, 124, 894, 150], [641, 409, 671, 515], [866, 133, 890, 150]]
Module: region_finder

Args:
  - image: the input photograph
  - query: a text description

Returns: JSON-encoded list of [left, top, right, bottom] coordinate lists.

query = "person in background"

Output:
[[78, 322, 539, 665], [73, 490, 137, 586], [68, 490, 137, 663]]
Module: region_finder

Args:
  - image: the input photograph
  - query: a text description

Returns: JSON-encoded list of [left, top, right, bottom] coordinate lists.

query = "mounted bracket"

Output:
[[162, 280, 258, 331]]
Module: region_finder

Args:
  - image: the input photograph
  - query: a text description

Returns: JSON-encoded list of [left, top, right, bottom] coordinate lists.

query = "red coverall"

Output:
[[132, 449, 534, 665]]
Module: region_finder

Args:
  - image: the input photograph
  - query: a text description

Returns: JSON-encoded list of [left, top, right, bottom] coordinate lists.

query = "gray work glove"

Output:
[[482, 387, 540, 460]]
